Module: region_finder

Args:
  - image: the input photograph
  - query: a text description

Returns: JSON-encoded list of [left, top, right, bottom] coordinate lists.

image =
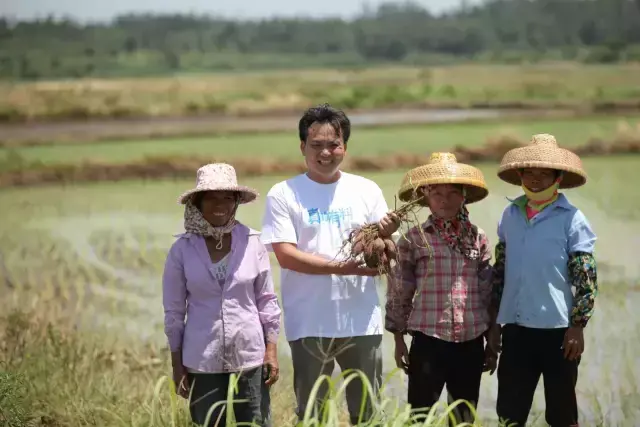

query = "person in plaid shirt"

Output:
[[385, 152, 496, 425]]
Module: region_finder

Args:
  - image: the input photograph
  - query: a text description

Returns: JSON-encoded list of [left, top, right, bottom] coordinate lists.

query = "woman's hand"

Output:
[[172, 364, 190, 398], [563, 326, 584, 361], [263, 342, 279, 386], [393, 333, 410, 374], [483, 346, 498, 375], [486, 323, 502, 355], [170, 351, 190, 398]]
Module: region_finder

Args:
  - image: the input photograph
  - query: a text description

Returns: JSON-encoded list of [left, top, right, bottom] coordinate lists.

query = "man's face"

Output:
[[300, 122, 346, 183], [521, 168, 557, 192]]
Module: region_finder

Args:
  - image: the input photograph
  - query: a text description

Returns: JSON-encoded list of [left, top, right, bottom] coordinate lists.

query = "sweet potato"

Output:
[[351, 240, 364, 256], [372, 237, 385, 253], [383, 238, 397, 261]]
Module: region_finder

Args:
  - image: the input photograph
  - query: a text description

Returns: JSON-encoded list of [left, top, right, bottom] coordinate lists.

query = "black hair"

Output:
[[298, 103, 351, 146], [192, 192, 204, 210]]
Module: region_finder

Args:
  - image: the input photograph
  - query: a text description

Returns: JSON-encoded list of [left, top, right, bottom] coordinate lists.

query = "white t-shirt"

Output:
[[260, 171, 389, 342]]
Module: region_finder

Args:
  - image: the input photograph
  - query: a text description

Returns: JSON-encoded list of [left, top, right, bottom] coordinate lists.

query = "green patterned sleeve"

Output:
[[568, 252, 598, 328], [489, 241, 505, 323]]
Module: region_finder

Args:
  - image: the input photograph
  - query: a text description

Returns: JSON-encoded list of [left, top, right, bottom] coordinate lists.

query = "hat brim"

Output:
[[177, 185, 259, 205], [497, 145, 587, 189], [398, 163, 489, 204]]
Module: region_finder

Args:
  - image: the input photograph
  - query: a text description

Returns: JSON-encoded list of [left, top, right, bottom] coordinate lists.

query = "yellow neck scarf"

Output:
[[522, 179, 561, 212]]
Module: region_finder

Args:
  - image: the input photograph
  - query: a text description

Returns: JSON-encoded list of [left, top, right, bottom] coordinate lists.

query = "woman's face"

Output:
[[520, 168, 557, 193], [197, 191, 237, 226], [422, 184, 464, 220]]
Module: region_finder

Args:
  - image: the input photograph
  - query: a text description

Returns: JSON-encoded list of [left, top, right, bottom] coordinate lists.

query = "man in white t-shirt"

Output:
[[260, 103, 399, 425]]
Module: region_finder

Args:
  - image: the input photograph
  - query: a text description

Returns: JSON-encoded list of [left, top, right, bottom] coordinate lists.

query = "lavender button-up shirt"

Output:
[[162, 223, 281, 373]]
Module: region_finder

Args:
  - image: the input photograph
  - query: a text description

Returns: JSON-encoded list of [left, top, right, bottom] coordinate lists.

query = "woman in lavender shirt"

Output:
[[162, 163, 281, 427]]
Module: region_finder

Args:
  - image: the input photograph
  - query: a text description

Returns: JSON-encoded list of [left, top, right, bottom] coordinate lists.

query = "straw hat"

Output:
[[398, 152, 489, 204], [497, 134, 587, 188], [177, 163, 259, 205]]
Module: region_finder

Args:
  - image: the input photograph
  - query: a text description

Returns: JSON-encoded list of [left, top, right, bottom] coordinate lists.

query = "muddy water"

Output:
[[0, 108, 550, 144]]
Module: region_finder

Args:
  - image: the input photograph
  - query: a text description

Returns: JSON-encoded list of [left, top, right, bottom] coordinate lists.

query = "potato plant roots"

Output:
[[339, 195, 425, 275]]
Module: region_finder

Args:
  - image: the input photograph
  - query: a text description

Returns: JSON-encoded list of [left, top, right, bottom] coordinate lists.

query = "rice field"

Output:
[[2, 115, 639, 168], [1, 153, 640, 425], [3, 63, 640, 122]]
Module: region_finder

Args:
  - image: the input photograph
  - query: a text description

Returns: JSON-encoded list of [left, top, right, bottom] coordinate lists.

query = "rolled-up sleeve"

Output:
[[567, 210, 598, 328], [568, 209, 597, 254], [385, 234, 416, 334], [254, 242, 281, 344], [162, 241, 187, 352]]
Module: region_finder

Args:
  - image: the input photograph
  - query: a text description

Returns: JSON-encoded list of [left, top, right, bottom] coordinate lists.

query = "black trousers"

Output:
[[497, 324, 580, 427], [407, 332, 485, 426], [187, 366, 271, 427]]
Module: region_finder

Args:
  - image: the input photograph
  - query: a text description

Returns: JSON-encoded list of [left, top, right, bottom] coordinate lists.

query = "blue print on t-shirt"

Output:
[[307, 207, 353, 226]]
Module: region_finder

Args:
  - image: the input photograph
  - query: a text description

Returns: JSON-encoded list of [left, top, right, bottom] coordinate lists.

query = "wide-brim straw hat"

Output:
[[498, 134, 587, 188], [177, 163, 259, 205], [398, 152, 489, 204]]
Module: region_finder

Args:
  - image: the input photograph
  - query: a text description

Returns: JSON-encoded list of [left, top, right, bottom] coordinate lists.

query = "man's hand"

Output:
[[271, 242, 378, 276], [378, 212, 400, 238], [562, 326, 584, 361], [263, 342, 279, 386], [393, 333, 410, 374], [338, 259, 379, 277]]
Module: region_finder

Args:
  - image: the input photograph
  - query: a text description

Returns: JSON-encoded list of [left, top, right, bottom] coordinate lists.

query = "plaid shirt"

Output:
[[385, 218, 493, 343]]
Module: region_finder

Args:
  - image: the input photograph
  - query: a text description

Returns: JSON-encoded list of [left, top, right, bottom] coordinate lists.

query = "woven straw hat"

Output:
[[497, 133, 587, 188], [177, 163, 258, 205], [398, 152, 488, 204]]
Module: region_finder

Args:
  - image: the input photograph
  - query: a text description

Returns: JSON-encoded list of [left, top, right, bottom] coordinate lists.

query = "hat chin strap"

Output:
[[212, 200, 240, 249]]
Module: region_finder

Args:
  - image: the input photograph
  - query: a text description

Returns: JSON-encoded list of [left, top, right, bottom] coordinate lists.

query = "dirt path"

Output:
[[0, 108, 573, 146]]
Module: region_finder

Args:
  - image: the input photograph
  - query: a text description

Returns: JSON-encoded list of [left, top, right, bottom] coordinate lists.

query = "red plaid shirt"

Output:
[[385, 218, 493, 343]]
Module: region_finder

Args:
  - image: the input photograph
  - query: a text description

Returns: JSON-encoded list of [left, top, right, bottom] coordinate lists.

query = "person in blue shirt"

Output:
[[487, 134, 598, 427]]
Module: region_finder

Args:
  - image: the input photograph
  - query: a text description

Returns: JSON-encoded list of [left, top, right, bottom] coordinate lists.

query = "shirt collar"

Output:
[[508, 193, 572, 211], [422, 216, 446, 234], [422, 216, 434, 231]]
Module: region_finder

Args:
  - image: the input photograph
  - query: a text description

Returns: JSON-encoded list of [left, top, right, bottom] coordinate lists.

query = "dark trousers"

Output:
[[187, 366, 271, 427], [497, 324, 580, 427], [407, 332, 485, 426]]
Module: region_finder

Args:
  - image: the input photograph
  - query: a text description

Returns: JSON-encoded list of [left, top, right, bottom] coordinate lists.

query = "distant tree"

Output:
[[123, 36, 137, 53], [1, 0, 637, 80]]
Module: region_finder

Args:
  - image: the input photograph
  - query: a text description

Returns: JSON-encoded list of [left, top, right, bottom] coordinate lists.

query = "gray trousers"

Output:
[[289, 335, 383, 425], [187, 366, 271, 427]]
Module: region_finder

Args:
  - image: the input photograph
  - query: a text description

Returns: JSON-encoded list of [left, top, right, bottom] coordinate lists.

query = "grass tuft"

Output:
[[1, 306, 503, 426]]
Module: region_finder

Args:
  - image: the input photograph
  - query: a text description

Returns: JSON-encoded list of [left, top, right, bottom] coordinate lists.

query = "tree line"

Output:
[[1, 0, 639, 80]]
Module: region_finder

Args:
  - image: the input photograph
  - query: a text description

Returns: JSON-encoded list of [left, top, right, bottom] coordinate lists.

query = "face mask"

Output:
[[522, 181, 560, 203]]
